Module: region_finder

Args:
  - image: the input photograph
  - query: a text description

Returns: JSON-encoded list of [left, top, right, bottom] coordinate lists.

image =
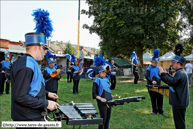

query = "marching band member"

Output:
[[159, 43, 189, 129], [110, 60, 118, 90], [72, 61, 81, 94], [133, 63, 139, 84], [67, 61, 73, 83], [11, 9, 60, 121], [11, 32, 60, 121], [145, 49, 166, 116], [131, 50, 139, 84], [0, 52, 11, 95], [43, 51, 61, 98], [92, 56, 116, 129]]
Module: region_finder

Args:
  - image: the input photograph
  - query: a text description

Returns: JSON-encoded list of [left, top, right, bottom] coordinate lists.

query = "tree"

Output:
[[179, 0, 193, 56], [82, 0, 185, 65], [63, 41, 76, 55], [95, 49, 101, 56]]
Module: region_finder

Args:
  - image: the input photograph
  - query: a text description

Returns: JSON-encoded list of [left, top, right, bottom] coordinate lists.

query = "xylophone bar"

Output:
[[105, 96, 145, 106], [146, 85, 169, 89], [146, 85, 169, 98], [53, 103, 103, 125]]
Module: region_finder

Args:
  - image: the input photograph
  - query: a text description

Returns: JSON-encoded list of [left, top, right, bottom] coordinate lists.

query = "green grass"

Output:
[[0, 75, 193, 129]]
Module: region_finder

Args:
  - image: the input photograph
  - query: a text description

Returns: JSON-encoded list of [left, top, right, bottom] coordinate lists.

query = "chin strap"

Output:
[[41, 45, 44, 59], [40, 45, 44, 67], [172, 61, 177, 69]]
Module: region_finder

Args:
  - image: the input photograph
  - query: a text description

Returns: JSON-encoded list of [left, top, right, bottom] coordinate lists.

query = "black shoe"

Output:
[[6, 92, 10, 94], [76, 92, 79, 94], [152, 112, 157, 115], [160, 113, 167, 116], [0, 94, 3, 96]]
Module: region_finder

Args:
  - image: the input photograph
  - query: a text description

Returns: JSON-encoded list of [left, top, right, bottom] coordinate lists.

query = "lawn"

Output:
[[0, 75, 192, 129]]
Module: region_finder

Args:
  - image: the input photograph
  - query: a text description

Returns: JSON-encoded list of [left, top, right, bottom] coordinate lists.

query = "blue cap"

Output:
[[25, 32, 48, 49], [47, 58, 56, 64], [45, 50, 56, 64], [4, 55, 10, 58], [172, 55, 186, 64], [97, 66, 106, 73]]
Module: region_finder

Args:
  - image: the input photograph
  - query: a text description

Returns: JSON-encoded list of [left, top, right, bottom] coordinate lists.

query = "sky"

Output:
[[1, 0, 100, 49]]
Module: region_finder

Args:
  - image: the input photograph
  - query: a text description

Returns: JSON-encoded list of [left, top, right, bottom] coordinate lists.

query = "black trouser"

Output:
[[73, 80, 79, 93], [172, 107, 186, 129], [133, 72, 139, 84], [0, 73, 10, 94], [110, 75, 116, 90], [148, 89, 163, 114], [67, 72, 72, 82], [98, 105, 112, 129]]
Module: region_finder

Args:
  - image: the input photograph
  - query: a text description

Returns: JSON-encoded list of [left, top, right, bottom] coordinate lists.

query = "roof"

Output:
[[9, 45, 25, 51], [0, 48, 68, 57], [59, 45, 66, 49], [143, 52, 152, 61], [159, 51, 175, 61], [0, 48, 26, 54], [50, 44, 63, 52], [83, 48, 95, 54], [184, 54, 193, 61], [108, 57, 131, 68]]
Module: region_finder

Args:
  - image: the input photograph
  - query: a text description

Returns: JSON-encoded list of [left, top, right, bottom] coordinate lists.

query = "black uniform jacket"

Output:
[[72, 67, 80, 81], [92, 77, 112, 107], [43, 70, 61, 92], [11, 54, 48, 120], [146, 66, 161, 85], [160, 68, 189, 108]]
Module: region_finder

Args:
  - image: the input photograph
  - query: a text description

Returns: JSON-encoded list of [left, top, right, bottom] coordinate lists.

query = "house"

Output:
[[0, 38, 98, 70], [0, 38, 25, 61]]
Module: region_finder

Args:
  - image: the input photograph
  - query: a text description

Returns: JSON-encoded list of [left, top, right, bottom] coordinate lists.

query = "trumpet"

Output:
[[50, 69, 61, 78], [78, 68, 83, 75]]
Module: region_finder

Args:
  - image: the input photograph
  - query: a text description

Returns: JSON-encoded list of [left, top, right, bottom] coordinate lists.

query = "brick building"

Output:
[[0, 38, 24, 61]]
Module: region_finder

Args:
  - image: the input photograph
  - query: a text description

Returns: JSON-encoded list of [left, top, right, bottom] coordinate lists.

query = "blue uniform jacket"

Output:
[[146, 65, 161, 85], [92, 77, 112, 106], [11, 54, 48, 120]]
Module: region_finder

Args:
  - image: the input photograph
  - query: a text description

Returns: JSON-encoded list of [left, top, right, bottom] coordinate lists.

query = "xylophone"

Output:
[[53, 103, 103, 126], [105, 96, 145, 106], [146, 85, 169, 98]]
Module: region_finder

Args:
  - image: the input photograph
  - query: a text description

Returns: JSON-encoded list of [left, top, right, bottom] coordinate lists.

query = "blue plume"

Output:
[[53, 55, 56, 60], [131, 50, 139, 64], [152, 49, 160, 61], [45, 50, 53, 59], [32, 8, 53, 38], [130, 53, 135, 60], [11, 53, 14, 57], [153, 49, 159, 58], [71, 54, 75, 61], [99, 54, 103, 58], [94, 57, 105, 67], [94, 54, 98, 57], [131, 53, 137, 64]]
